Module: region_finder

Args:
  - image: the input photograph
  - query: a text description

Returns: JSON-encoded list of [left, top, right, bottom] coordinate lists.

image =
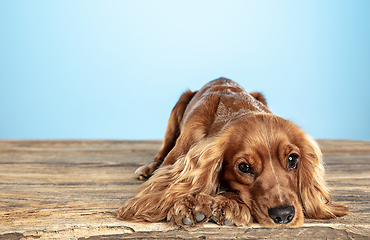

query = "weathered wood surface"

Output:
[[0, 140, 370, 239]]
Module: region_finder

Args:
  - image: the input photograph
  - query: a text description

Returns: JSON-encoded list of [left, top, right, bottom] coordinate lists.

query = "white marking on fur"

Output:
[[265, 133, 284, 203], [212, 85, 270, 125], [215, 102, 252, 124]]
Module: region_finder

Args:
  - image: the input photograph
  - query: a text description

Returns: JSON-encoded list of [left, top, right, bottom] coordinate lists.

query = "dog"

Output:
[[117, 77, 348, 228]]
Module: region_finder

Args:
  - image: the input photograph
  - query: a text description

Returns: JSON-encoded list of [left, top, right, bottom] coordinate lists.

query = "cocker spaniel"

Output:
[[118, 78, 348, 228]]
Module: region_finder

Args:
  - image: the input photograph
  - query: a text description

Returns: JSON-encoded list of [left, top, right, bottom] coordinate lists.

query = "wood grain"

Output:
[[1, 140, 369, 239]]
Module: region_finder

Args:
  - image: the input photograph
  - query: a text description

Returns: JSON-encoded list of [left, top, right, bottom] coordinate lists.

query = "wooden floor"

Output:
[[1, 140, 370, 239]]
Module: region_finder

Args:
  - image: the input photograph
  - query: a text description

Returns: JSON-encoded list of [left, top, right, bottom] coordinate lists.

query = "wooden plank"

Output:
[[0, 140, 369, 239]]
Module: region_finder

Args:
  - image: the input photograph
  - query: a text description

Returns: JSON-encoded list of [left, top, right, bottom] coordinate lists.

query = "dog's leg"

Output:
[[167, 193, 213, 229], [211, 192, 252, 226], [135, 90, 196, 180], [160, 91, 221, 167], [154, 90, 197, 163]]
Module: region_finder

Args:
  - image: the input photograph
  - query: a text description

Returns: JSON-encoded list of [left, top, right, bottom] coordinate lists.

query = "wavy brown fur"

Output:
[[118, 77, 349, 228]]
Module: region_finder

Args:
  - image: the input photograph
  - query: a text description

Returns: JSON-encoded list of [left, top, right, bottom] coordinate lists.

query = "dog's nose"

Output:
[[268, 205, 295, 224]]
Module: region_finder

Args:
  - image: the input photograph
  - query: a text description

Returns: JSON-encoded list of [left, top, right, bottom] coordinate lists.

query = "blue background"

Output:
[[1, 1, 369, 140]]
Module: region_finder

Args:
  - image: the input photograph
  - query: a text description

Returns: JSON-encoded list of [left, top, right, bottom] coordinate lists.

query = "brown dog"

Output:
[[118, 77, 348, 228]]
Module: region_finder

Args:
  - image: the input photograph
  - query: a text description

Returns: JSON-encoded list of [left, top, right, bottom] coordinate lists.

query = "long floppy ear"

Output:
[[298, 134, 349, 219], [117, 137, 224, 222]]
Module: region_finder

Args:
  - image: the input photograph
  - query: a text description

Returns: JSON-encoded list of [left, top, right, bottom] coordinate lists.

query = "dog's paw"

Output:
[[211, 193, 251, 226], [134, 161, 161, 180], [168, 193, 213, 229]]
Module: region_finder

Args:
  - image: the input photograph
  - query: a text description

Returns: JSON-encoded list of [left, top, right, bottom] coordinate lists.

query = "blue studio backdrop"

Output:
[[0, 1, 369, 140]]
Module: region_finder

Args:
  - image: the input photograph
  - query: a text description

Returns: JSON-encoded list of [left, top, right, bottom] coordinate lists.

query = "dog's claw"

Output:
[[135, 162, 161, 180], [224, 219, 234, 226], [211, 215, 218, 223], [195, 211, 206, 222], [182, 217, 193, 225], [138, 175, 147, 181]]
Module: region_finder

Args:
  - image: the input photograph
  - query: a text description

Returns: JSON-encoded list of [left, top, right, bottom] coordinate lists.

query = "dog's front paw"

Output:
[[168, 193, 213, 229], [135, 161, 161, 180], [211, 193, 251, 226]]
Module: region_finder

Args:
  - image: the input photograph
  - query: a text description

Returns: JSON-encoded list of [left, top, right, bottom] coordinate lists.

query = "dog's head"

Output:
[[215, 113, 348, 227]]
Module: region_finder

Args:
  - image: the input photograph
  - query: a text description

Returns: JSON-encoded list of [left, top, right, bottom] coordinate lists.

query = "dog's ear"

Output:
[[249, 92, 267, 106], [298, 135, 349, 219], [117, 137, 225, 222]]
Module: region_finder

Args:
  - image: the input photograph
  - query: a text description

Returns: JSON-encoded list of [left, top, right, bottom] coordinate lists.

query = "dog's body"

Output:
[[118, 78, 348, 228]]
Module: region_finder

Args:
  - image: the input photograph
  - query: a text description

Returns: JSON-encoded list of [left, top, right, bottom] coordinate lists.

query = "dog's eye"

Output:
[[288, 154, 299, 170], [238, 163, 253, 174]]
